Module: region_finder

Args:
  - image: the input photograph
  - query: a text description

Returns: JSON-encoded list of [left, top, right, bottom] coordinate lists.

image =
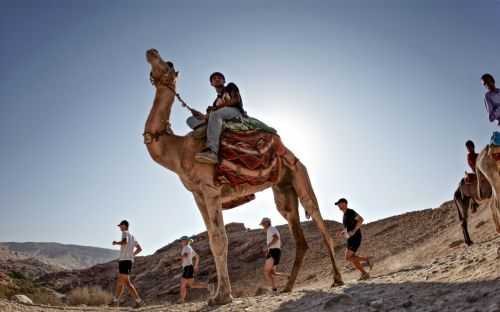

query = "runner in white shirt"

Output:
[[110, 220, 144, 308], [260, 217, 288, 294], [179, 235, 210, 303]]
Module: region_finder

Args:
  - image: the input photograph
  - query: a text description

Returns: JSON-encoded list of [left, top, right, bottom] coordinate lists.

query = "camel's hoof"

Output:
[[331, 280, 345, 288], [208, 294, 233, 306]]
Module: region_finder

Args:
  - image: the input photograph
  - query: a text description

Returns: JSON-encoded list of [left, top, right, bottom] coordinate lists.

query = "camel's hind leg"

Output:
[[272, 184, 308, 292], [291, 161, 344, 286]]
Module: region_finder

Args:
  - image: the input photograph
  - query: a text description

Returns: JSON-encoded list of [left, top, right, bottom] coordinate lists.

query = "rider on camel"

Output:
[[482, 73, 500, 126], [466, 140, 478, 173], [186, 72, 245, 164]]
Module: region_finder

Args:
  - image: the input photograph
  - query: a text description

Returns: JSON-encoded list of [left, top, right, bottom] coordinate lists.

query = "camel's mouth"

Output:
[[146, 48, 177, 87], [146, 48, 160, 65]]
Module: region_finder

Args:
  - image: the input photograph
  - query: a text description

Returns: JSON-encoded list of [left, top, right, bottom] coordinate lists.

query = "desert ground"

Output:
[[1, 201, 499, 312]]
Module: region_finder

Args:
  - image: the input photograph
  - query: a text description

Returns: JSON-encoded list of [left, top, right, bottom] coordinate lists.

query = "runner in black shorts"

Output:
[[110, 220, 144, 308], [266, 248, 281, 265], [118, 260, 133, 275], [335, 198, 372, 281], [179, 236, 209, 303], [182, 264, 194, 279], [260, 217, 289, 294]]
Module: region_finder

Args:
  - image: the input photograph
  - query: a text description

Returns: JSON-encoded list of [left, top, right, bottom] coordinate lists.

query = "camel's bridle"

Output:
[[143, 59, 194, 145]]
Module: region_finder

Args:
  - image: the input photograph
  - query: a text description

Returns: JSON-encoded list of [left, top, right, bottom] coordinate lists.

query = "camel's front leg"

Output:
[[195, 191, 232, 305]]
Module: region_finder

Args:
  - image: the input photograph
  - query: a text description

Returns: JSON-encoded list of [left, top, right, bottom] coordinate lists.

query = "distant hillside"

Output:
[[0, 242, 119, 270]]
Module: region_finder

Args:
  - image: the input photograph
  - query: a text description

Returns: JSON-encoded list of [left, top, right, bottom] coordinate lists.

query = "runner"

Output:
[[110, 220, 144, 308], [334, 198, 372, 280], [260, 217, 288, 294], [179, 236, 209, 303]]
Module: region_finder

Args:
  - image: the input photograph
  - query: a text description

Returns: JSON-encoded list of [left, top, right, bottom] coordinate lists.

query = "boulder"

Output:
[[225, 222, 246, 233], [12, 294, 33, 305]]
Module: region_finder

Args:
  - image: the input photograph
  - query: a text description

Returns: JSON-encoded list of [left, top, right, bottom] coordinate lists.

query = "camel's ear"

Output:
[[175, 71, 179, 77]]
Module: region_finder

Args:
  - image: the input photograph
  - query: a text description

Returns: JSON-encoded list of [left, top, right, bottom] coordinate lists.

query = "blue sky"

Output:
[[1, 0, 499, 254]]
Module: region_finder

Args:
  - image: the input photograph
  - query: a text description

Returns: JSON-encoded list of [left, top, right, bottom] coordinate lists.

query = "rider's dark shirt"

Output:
[[212, 82, 244, 114]]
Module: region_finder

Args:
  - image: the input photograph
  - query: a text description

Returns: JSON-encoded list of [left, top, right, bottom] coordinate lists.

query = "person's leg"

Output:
[[125, 276, 141, 301], [271, 267, 290, 277], [264, 258, 277, 290], [191, 280, 208, 289], [113, 274, 125, 301], [353, 255, 369, 263], [186, 116, 205, 130], [179, 278, 189, 303], [346, 249, 367, 274], [206, 107, 241, 154]]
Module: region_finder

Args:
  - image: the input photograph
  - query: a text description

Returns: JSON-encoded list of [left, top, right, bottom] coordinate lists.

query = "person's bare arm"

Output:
[[267, 234, 279, 249], [348, 215, 364, 237], [134, 243, 143, 256], [219, 92, 241, 108], [112, 238, 127, 246], [214, 84, 241, 109]]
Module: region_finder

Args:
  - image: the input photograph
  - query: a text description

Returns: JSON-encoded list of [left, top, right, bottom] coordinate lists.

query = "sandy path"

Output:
[[3, 236, 499, 312]]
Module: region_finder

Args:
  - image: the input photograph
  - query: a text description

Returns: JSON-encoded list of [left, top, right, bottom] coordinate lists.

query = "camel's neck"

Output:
[[144, 86, 183, 172]]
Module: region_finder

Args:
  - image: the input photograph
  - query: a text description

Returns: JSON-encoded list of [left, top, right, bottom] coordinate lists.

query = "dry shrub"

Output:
[[67, 286, 112, 306], [0, 273, 62, 306]]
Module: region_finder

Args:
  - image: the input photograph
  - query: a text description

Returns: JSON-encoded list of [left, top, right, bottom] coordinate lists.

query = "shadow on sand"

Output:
[[275, 279, 500, 312]]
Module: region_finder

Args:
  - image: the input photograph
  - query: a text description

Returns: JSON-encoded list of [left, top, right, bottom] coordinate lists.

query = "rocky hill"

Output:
[[0, 245, 61, 279], [0, 243, 119, 271], [2, 200, 499, 311]]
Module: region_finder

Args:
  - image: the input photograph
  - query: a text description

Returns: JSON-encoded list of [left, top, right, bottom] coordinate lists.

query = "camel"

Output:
[[453, 173, 491, 245], [475, 145, 500, 236], [142, 49, 343, 305]]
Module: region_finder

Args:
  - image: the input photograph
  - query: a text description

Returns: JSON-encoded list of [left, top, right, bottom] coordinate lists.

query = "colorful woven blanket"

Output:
[[216, 130, 287, 186]]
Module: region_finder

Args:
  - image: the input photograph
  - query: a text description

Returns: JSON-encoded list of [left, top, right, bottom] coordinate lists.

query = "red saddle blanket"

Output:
[[216, 130, 287, 190]]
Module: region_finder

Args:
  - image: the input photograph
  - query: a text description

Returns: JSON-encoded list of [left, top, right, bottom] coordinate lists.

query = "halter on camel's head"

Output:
[[146, 48, 178, 90], [143, 49, 180, 144]]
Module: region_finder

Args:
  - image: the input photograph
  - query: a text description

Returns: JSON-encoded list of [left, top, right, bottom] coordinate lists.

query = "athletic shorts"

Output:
[[182, 265, 194, 279], [347, 231, 362, 253], [118, 260, 133, 275], [266, 248, 281, 265]]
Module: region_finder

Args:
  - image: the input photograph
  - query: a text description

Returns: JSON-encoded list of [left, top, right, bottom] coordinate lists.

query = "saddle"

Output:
[[191, 117, 289, 209]]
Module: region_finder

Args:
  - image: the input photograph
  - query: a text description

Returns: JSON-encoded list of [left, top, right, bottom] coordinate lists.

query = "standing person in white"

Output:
[[110, 220, 143, 308], [260, 217, 287, 294], [179, 236, 209, 303]]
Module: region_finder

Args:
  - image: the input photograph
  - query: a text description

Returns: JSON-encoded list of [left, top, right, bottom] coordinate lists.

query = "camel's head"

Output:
[[146, 48, 178, 88]]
